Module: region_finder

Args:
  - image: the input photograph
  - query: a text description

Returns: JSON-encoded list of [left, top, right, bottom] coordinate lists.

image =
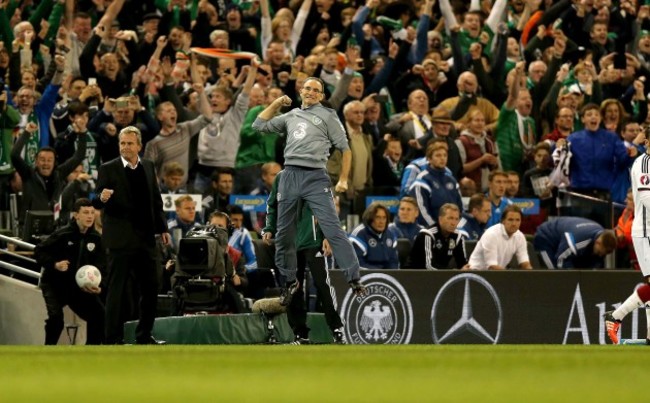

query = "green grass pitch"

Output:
[[0, 345, 645, 402]]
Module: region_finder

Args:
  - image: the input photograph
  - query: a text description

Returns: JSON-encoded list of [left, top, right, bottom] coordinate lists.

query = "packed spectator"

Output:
[[4, 0, 650, 289]]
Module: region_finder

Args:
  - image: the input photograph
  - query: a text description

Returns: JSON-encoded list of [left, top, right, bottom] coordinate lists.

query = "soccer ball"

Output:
[[75, 265, 101, 289]]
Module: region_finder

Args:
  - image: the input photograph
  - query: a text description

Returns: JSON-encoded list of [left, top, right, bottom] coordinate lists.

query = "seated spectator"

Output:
[[388, 196, 423, 245], [168, 195, 201, 253], [207, 211, 249, 312], [457, 193, 491, 241], [411, 203, 467, 270], [399, 156, 428, 198], [485, 171, 512, 228], [505, 171, 521, 199], [11, 123, 86, 225], [159, 162, 187, 194], [202, 168, 235, 219], [227, 205, 258, 272], [459, 177, 478, 197], [534, 217, 617, 269], [409, 140, 463, 227], [349, 202, 400, 269], [467, 205, 532, 270]]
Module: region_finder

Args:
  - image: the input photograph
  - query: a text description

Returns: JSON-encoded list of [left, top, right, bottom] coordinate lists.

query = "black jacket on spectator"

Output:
[[11, 131, 86, 223]]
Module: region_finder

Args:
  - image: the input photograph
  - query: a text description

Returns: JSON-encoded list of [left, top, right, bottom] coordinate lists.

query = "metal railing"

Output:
[[0, 234, 40, 280]]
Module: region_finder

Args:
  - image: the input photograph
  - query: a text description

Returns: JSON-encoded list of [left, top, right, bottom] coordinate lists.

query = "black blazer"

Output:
[[94, 157, 167, 249]]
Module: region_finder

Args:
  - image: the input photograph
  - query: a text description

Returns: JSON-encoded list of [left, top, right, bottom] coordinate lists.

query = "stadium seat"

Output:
[[464, 239, 478, 258], [507, 241, 544, 269], [252, 239, 277, 270], [396, 238, 412, 268]]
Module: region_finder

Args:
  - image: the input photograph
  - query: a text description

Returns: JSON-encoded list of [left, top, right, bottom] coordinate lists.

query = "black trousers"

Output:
[[286, 247, 343, 338], [105, 244, 158, 344], [41, 282, 105, 345]]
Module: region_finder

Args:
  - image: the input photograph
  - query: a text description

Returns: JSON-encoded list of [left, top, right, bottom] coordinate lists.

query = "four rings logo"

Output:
[[340, 273, 413, 344], [431, 273, 503, 344]]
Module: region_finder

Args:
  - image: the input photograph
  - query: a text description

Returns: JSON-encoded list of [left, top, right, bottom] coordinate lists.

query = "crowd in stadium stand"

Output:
[[1, 0, 648, 293]]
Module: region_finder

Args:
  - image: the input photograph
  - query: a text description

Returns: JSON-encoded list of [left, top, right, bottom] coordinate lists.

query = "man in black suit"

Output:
[[94, 126, 170, 344]]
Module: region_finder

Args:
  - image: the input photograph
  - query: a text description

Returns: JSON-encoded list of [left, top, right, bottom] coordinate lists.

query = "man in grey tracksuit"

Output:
[[253, 77, 366, 305]]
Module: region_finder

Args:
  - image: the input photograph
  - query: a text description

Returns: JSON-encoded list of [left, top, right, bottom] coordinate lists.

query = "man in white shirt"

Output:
[[467, 205, 532, 270]]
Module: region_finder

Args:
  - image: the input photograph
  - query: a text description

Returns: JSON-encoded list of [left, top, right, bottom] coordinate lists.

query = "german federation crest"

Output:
[[340, 273, 413, 344]]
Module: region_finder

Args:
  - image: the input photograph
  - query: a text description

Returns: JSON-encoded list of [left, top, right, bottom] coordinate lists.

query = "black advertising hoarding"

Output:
[[329, 270, 645, 344]]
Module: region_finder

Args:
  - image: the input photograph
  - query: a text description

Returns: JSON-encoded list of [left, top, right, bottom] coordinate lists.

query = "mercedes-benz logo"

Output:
[[431, 273, 503, 344]]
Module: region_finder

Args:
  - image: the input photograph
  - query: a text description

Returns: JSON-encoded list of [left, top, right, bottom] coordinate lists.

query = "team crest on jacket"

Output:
[[368, 239, 377, 247], [312, 116, 322, 125], [340, 273, 413, 344], [386, 238, 393, 247], [641, 175, 650, 185], [87, 243, 95, 252]]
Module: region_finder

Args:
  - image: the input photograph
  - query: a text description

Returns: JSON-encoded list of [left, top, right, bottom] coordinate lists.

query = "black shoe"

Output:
[[349, 279, 367, 296], [136, 336, 166, 345], [279, 280, 300, 306], [333, 329, 346, 344], [290, 335, 311, 345]]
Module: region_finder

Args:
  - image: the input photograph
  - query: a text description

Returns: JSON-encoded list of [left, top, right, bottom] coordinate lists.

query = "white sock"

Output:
[[613, 292, 643, 320], [646, 308, 650, 340]]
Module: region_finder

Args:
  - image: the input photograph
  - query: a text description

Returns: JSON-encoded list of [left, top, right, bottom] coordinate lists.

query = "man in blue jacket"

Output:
[[534, 217, 617, 269], [409, 140, 463, 227], [349, 202, 400, 269], [562, 103, 637, 225]]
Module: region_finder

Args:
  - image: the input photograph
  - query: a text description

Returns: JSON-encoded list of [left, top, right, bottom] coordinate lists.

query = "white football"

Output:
[[75, 265, 102, 289]]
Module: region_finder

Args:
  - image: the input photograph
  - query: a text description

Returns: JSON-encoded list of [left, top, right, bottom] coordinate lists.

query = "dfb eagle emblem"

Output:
[[360, 300, 393, 341]]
